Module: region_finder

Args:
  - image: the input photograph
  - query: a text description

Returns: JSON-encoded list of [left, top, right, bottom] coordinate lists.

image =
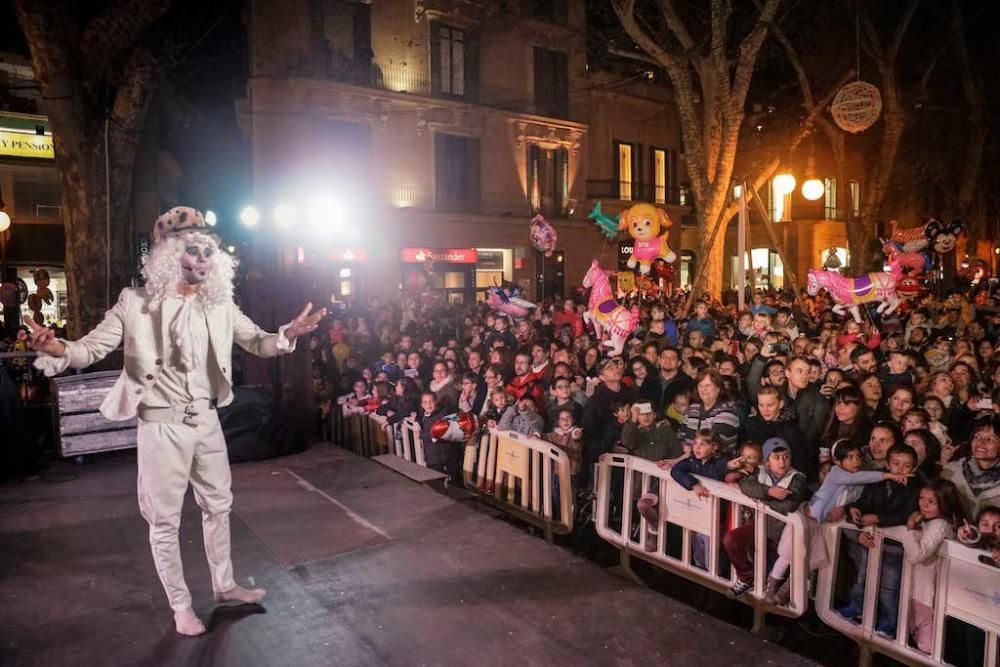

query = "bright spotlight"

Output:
[[0, 211, 10, 233], [274, 203, 297, 228], [773, 173, 796, 196], [239, 206, 260, 227], [801, 179, 825, 201], [205, 210, 218, 226], [307, 197, 340, 233]]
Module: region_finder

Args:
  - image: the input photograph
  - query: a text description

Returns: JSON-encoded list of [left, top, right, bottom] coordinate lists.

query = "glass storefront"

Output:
[[16, 266, 67, 327]]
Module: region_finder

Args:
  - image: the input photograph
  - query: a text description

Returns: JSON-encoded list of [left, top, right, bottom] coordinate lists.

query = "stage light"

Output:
[[239, 206, 260, 227], [205, 210, 217, 226], [274, 203, 297, 228], [0, 211, 10, 232], [773, 174, 796, 196], [801, 179, 825, 201], [307, 197, 340, 233]]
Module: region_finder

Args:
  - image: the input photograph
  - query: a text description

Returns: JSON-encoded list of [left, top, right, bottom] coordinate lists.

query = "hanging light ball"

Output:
[[831, 81, 883, 133], [0, 211, 10, 233], [773, 173, 796, 196], [801, 178, 825, 201]]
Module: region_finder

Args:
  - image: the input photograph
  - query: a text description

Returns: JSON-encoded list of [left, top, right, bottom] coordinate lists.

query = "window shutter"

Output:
[[430, 22, 442, 97], [464, 29, 479, 101]]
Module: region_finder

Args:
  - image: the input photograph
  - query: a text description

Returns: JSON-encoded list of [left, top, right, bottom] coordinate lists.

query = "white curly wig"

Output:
[[141, 231, 236, 309]]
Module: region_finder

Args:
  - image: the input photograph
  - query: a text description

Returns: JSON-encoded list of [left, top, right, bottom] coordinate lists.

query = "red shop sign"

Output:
[[400, 247, 478, 264]]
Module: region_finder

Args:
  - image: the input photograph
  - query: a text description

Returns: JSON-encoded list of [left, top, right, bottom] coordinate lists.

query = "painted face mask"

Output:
[[180, 242, 215, 284]]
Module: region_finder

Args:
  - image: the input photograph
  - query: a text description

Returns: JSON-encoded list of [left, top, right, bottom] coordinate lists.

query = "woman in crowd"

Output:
[[818, 385, 873, 457], [679, 368, 740, 456]]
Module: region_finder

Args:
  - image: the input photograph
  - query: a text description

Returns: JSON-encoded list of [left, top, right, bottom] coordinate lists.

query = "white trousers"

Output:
[[136, 413, 236, 611]]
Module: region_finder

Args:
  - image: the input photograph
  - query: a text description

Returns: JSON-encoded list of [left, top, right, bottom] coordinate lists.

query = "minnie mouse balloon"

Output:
[[529, 214, 557, 257]]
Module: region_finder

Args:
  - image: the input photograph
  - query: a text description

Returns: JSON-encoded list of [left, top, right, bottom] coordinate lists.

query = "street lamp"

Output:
[[801, 179, 825, 201], [773, 173, 796, 196], [239, 205, 260, 227]]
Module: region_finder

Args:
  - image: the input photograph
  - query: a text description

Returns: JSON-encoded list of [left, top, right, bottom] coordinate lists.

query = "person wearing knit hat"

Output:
[[25, 206, 326, 636]]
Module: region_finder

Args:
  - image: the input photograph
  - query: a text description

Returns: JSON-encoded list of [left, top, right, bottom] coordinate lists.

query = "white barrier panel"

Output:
[[394, 419, 427, 467], [463, 429, 574, 535], [594, 453, 809, 619], [815, 523, 1000, 666]]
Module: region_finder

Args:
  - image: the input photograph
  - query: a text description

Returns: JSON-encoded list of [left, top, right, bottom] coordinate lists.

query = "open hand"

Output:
[[767, 486, 791, 500], [285, 302, 327, 342], [23, 316, 65, 357]]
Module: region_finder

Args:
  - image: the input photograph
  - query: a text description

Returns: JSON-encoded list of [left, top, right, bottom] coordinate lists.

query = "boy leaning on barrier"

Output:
[[837, 443, 920, 638], [724, 438, 807, 602]]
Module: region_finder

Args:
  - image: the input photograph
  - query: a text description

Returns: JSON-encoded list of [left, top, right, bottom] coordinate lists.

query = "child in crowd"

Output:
[[483, 390, 515, 430], [499, 395, 545, 437], [543, 408, 584, 480], [338, 379, 372, 416], [957, 505, 1000, 564], [725, 438, 807, 601], [724, 441, 762, 484], [664, 390, 690, 430], [902, 479, 964, 653], [671, 429, 743, 569], [838, 444, 919, 638], [604, 400, 630, 455]]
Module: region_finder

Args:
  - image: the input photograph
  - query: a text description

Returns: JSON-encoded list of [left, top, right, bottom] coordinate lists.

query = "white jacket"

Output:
[[35, 288, 295, 421], [901, 518, 954, 607]]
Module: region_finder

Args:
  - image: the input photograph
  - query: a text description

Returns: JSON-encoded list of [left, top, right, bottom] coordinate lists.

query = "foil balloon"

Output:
[[881, 238, 927, 276], [924, 218, 963, 255], [588, 201, 620, 239], [806, 268, 901, 323], [616, 271, 636, 293], [529, 214, 557, 257], [332, 342, 351, 363], [430, 412, 480, 442], [618, 203, 677, 274], [582, 260, 639, 357], [896, 275, 923, 299], [486, 282, 536, 319]]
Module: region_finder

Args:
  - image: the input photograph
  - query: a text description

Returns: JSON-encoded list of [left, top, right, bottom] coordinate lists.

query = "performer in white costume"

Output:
[[27, 207, 324, 636]]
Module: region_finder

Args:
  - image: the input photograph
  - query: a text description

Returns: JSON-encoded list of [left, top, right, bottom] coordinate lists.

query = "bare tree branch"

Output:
[[731, 0, 780, 107], [656, 0, 695, 52], [710, 0, 732, 97], [887, 0, 921, 66]]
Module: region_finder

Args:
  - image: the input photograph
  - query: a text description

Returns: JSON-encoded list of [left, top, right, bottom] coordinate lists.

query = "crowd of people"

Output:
[[309, 281, 1000, 656]]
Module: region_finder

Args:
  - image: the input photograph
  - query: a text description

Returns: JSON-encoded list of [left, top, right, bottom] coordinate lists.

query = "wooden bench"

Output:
[[52, 371, 137, 459]]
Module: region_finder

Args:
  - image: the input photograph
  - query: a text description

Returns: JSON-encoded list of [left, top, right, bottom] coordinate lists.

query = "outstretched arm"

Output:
[[29, 290, 129, 376], [232, 301, 325, 358]]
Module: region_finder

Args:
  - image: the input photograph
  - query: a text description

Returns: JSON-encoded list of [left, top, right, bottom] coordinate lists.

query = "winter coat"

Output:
[[739, 466, 808, 540], [787, 384, 831, 446], [743, 409, 816, 483], [671, 454, 731, 490], [622, 419, 683, 462], [846, 479, 919, 528], [678, 401, 740, 455]]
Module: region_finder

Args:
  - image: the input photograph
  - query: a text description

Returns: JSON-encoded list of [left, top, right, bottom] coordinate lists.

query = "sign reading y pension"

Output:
[[0, 130, 55, 159]]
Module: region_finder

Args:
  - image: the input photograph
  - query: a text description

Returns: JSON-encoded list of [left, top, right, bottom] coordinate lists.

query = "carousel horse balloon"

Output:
[[588, 201, 620, 239], [529, 214, 557, 257], [486, 282, 536, 319], [888, 219, 929, 253], [582, 260, 638, 357], [807, 267, 901, 323]]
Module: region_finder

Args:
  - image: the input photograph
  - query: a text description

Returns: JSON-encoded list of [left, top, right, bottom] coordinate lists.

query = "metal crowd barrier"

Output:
[[593, 453, 810, 630], [463, 429, 574, 540], [815, 523, 1000, 667]]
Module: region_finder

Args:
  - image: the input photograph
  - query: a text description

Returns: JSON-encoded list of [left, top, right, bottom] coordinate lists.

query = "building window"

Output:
[[731, 249, 784, 289], [824, 177, 838, 220], [615, 141, 637, 201], [850, 180, 860, 218], [434, 133, 480, 213], [652, 147, 666, 204], [679, 250, 695, 289], [528, 145, 569, 217], [770, 178, 791, 221], [431, 23, 477, 99], [533, 47, 568, 119]]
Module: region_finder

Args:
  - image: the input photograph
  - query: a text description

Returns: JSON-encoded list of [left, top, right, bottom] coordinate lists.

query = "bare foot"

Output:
[[174, 608, 206, 636], [214, 585, 266, 605]]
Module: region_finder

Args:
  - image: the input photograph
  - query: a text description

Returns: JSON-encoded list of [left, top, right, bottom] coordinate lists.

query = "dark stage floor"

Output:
[[0, 444, 814, 666]]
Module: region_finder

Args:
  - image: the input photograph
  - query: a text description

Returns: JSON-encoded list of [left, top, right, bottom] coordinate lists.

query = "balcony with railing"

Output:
[[586, 180, 691, 208]]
